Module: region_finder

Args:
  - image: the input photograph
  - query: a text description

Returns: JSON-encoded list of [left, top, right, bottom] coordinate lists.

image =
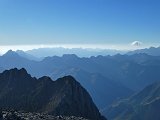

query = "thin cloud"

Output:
[[131, 41, 142, 47]]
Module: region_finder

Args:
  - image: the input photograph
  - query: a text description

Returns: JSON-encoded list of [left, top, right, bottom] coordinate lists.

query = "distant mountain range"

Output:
[[25, 47, 126, 58], [0, 68, 106, 120], [127, 46, 160, 56], [0, 50, 133, 111], [1, 49, 160, 118], [106, 81, 160, 120], [16, 50, 40, 61], [2, 46, 160, 60]]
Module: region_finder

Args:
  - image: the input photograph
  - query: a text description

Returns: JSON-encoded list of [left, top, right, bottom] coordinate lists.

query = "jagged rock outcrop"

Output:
[[0, 68, 106, 120], [0, 110, 90, 120]]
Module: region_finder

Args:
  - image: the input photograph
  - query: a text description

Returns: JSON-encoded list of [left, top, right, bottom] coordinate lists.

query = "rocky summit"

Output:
[[0, 68, 106, 120]]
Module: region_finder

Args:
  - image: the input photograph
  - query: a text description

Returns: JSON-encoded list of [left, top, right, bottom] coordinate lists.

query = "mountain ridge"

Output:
[[127, 46, 160, 56], [0, 68, 106, 120], [106, 81, 160, 120], [0, 50, 134, 112]]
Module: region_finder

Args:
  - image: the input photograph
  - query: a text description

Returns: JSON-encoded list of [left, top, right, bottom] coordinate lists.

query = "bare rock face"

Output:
[[0, 110, 90, 120], [0, 68, 106, 120]]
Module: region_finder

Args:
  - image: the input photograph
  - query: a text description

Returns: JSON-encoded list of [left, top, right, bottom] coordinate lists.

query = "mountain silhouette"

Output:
[[0, 68, 106, 120]]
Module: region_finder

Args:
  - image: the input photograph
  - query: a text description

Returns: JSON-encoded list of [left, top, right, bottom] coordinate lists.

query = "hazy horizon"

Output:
[[0, 43, 159, 55]]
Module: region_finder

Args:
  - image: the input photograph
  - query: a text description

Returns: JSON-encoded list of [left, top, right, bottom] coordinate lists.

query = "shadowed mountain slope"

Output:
[[106, 81, 160, 120], [0, 68, 106, 120]]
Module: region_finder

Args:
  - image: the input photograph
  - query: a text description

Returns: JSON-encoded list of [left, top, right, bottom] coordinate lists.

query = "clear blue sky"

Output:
[[0, 0, 160, 47]]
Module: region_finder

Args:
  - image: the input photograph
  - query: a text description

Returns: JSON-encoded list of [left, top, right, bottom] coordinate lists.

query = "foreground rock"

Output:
[[0, 68, 106, 120], [0, 110, 89, 120]]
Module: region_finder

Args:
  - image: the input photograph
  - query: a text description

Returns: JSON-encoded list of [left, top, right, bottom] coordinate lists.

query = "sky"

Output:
[[0, 0, 160, 51]]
